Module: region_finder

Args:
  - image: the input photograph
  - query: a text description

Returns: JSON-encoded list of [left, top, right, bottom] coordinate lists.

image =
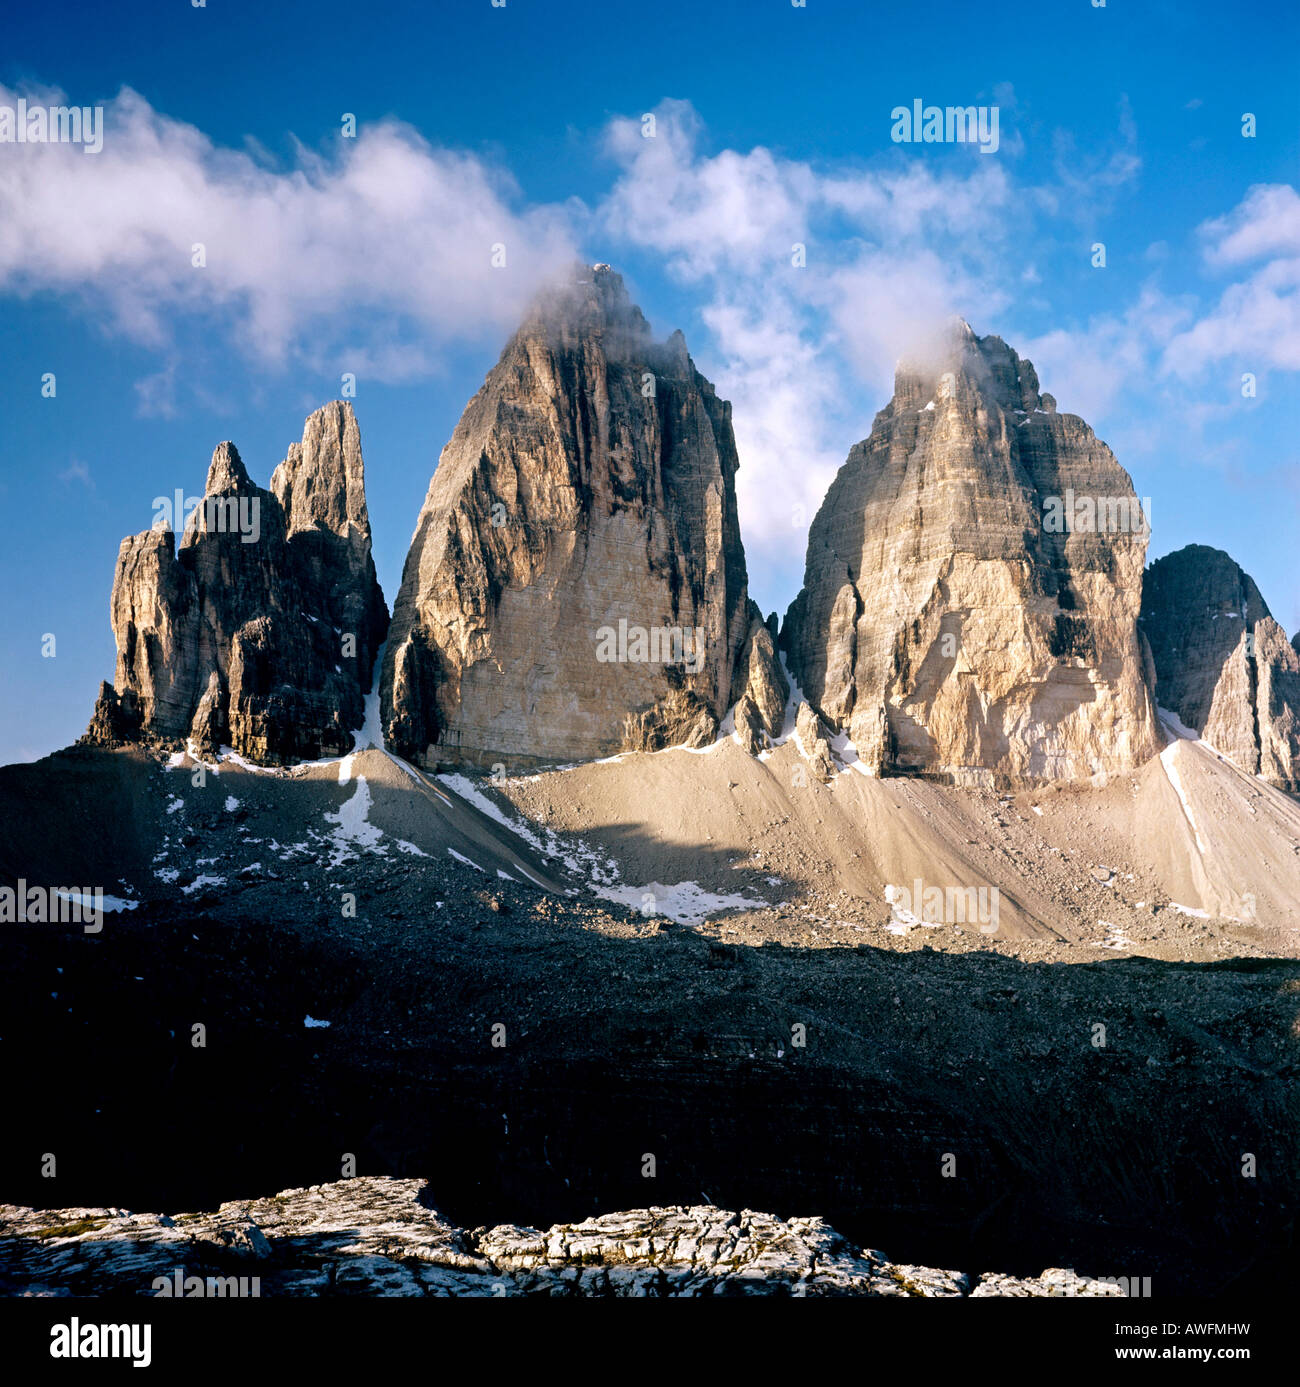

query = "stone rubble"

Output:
[[0, 1176, 1124, 1299]]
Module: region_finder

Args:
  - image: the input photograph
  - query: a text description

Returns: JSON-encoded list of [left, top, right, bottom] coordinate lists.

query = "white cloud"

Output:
[[1162, 183, 1300, 377], [1021, 287, 1195, 424], [597, 101, 1016, 597], [0, 82, 578, 367], [1200, 183, 1300, 266], [6, 85, 1296, 617]]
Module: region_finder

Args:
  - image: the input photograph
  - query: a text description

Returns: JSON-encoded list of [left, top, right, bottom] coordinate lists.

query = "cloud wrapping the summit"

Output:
[[597, 100, 1018, 568]]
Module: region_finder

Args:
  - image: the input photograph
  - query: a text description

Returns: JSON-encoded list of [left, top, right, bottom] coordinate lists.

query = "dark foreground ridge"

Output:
[[0, 1176, 1124, 1297]]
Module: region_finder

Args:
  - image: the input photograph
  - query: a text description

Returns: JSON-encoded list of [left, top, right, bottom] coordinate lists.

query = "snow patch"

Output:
[[54, 890, 138, 913], [592, 880, 769, 927], [1158, 738, 1208, 855], [1096, 920, 1136, 951], [442, 772, 611, 886], [884, 884, 944, 935], [354, 640, 387, 752], [324, 777, 384, 866], [182, 874, 226, 895]]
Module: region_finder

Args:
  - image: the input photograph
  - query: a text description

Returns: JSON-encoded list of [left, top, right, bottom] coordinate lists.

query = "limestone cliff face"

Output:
[[782, 320, 1159, 786], [84, 402, 388, 764], [381, 264, 769, 768], [1140, 544, 1300, 791]]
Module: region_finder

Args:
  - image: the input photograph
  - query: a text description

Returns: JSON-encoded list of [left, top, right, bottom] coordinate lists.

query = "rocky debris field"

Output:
[[0, 1177, 1124, 1298], [2, 742, 1298, 1295]]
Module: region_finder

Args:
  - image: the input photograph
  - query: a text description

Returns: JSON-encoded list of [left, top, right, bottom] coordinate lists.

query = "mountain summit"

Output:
[[380, 263, 781, 768], [1141, 544, 1300, 791], [781, 320, 1160, 786]]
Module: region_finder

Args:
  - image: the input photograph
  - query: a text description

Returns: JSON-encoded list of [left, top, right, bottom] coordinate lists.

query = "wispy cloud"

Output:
[[0, 81, 578, 369], [57, 460, 93, 489], [1163, 183, 1300, 376]]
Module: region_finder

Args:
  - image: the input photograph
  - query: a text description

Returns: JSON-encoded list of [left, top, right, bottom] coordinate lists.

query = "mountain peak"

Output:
[[204, 441, 252, 495], [380, 267, 763, 769], [85, 406, 387, 764], [784, 325, 1157, 786], [519, 260, 649, 357], [1141, 544, 1298, 789], [893, 320, 1043, 415]]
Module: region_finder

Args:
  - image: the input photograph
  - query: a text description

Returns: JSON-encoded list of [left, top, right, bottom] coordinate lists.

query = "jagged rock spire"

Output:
[[84, 402, 388, 764], [1141, 544, 1300, 790]]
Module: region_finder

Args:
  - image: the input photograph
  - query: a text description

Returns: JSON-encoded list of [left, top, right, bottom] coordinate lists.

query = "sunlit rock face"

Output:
[[381, 263, 770, 769], [782, 320, 1159, 787]]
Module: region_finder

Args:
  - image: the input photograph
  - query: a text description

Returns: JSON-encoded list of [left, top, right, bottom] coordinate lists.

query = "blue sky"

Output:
[[1, 0, 1297, 762]]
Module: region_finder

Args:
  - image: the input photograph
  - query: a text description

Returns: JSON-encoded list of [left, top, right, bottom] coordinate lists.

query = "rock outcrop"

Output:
[[1140, 544, 1300, 791], [0, 1176, 1124, 1298], [732, 612, 790, 755], [782, 320, 1159, 787], [794, 700, 837, 780], [380, 263, 771, 769], [84, 403, 388, 764]]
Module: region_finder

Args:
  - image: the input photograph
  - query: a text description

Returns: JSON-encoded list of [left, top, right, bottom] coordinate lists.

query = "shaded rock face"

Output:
[[733, 613, 790, 755], [782, 321, 1159, 787], [0, 1176, 1123, 1298], [1140, 544, 1300, 791], [380, 264, 757, 769], [84, 403, 388, 764]]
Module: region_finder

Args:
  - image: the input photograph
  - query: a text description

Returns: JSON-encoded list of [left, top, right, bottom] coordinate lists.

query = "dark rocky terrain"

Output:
[[0, 744, 1296, 1297]]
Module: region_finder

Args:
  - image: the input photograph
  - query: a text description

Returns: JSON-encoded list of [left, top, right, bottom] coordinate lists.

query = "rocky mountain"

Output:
[[84, 402, 388, 764], [380, 263, 782, 769], [781, 319, 1159, 787], [1140, 544, 1300, 791]]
